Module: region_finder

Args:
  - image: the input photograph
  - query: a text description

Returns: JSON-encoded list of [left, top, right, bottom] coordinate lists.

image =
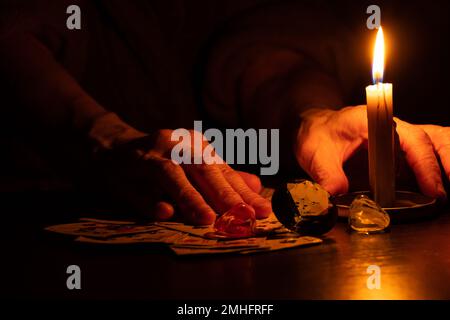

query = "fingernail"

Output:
[[253, 200, 272, 219], [194, 210, 216, 225], [154, 202, 175, 221]]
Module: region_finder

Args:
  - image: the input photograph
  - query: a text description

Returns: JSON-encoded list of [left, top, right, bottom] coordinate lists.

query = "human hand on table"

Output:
[[98, 129, 272, 225], [295, 105, 448, 199]]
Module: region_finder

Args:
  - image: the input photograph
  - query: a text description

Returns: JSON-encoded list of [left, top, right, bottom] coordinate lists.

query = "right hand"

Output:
[[295, 106, 447, 199], [96, 129, 272, 225]]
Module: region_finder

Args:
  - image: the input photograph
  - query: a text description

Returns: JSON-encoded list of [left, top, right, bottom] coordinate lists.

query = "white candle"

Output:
[[366, 27, 395, 207]]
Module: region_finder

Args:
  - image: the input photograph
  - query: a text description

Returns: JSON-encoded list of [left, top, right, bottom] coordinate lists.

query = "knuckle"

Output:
[[159, 158, 181, 172], [219, 188, 239, 204], [193, 162, 212, 174], [413, 153, 439, 171], [221, 165, 237, 179], [411, 127, 430, 142], [177, 187, 196, 204], [247, 195, 266, 207], [310, 161, 330, 183]]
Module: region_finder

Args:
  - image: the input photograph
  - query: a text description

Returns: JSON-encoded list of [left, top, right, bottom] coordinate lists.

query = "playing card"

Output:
[[170, 236, 322, 255], [170, 246, 261, 255], [78, 218, 136, 224], [44, 187, 323, 255], [172, 236, 266, 249], [156, 212, 284, 239], [254, 213, 284, 233], [256, 236, 322, 252], [45, 221, 161, 238], [74, 228, 185, 244], [155, 221, 215, 238]]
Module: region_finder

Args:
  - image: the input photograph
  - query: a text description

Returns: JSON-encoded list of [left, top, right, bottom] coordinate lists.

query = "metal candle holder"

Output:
[[334, 191, 438, 223]]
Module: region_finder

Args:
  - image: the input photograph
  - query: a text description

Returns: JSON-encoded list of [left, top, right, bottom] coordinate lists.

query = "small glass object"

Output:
[[349, 195, 390, 233], [271, 180, 337, 235], [214, 202, 256, 237]]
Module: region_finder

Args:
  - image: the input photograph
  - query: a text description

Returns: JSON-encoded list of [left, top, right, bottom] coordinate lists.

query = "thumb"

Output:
[[312, 158, 349, 195], [298, 142, 349, 195]]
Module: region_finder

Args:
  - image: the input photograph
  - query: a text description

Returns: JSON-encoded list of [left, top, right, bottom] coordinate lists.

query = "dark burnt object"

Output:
[[271, 179, 338, 235]]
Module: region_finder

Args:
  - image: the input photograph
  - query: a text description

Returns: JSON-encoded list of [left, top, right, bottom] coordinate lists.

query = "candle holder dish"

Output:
[[334, 191, 438, 223]]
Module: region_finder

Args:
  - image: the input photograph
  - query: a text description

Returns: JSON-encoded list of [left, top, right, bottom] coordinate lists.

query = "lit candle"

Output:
[[366, 26, 395, 207]]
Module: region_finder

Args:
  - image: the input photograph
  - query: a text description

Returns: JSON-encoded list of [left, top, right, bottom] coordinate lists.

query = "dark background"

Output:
[[1, 0, 450, 194], [1, 0, 450, 301]]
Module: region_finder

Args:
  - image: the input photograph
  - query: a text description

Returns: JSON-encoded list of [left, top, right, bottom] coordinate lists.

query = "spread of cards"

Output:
[[44, 189, 323, 255]]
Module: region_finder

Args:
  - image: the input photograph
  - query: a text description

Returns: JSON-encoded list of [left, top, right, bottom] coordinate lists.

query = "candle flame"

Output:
[[372, 27, 384, 84]]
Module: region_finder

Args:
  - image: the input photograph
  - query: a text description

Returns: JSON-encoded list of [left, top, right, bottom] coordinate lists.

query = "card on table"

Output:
[[75, 228, 185, 244], [155, 212, 285, 239], [44, 187, 324, 254], [45, 221, 161, 239], [171, 236, 266, 249], [170, 236, 322, 255]]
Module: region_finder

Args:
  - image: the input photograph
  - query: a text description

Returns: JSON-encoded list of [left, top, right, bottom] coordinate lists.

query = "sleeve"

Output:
[[204, 1, 367, 130], [0, 0, 143, 150]]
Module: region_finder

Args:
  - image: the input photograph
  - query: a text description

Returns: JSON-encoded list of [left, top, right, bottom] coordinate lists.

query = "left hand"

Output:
[[295, 105, 447, 199], [95, 129, 272, 225]]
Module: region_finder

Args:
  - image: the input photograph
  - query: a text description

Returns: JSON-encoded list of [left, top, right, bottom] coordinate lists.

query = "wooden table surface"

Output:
[[3, 191, 450, 300]]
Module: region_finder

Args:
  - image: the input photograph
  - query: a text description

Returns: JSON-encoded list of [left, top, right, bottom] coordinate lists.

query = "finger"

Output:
[[108, 179, 162, 220], [108, 166, 175, 221], [396, 120, 446, 198], [153, 201, 175, 221], [310, 149, 349, 196], [236, 171, 263, 193], [184, 163, 244, 215], [297, 137, 349, 195], [224, 167, 272, 219], [420, 125, 450, 181], [146, 155, 216, 225]]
